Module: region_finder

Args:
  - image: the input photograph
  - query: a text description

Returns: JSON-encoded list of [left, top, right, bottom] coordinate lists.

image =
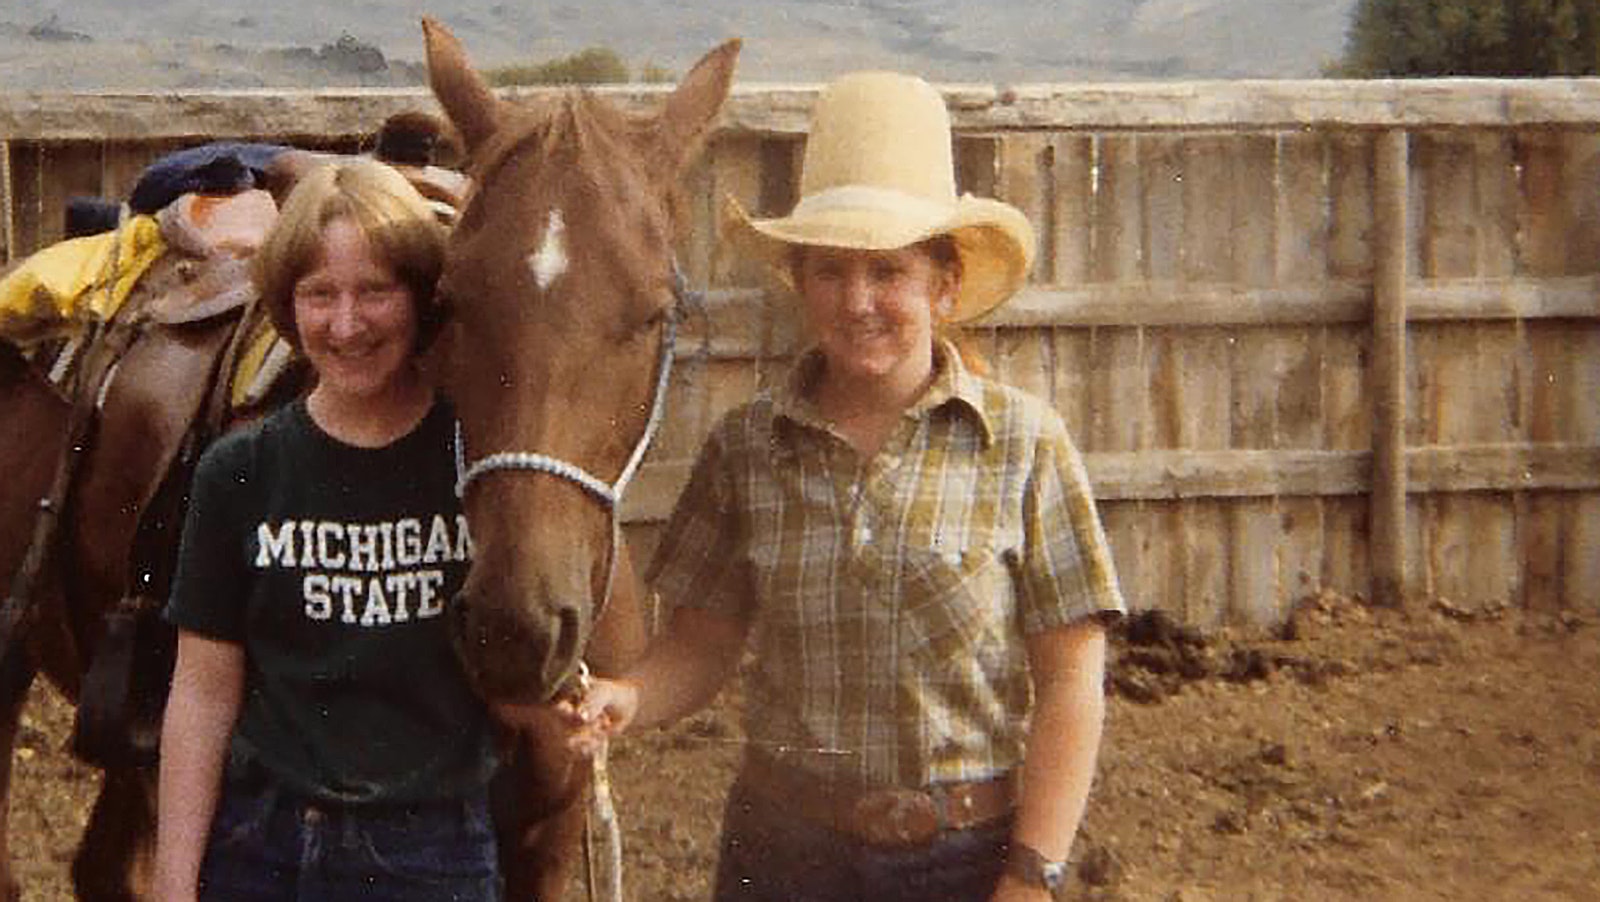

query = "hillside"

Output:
[[1, 0, 1358, 91]]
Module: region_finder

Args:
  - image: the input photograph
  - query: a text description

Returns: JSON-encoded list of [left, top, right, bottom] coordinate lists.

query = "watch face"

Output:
[[1008, 843, 1068, 891], [1041, 861, 1067, 890]]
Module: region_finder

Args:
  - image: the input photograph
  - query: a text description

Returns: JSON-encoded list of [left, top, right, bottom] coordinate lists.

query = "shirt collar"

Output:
[[771, 339, 996, 448]]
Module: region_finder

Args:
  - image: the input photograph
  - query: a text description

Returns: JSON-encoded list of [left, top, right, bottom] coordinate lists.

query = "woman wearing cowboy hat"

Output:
[[566, 71, 1125, 901]]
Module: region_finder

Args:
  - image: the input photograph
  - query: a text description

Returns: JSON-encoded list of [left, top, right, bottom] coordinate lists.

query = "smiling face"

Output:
[[292, 217, 420, 411], [795, 242, 959, 391]]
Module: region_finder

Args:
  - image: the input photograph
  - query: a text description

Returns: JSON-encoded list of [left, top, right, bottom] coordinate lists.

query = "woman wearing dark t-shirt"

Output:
[[155, 159, 499, 901]]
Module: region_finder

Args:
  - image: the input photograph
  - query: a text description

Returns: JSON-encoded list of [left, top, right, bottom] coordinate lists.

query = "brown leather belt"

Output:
[[738, 752, 1016, 848]]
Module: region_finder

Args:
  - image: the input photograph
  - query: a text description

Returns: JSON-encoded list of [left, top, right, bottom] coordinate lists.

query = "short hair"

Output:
[[786, 234, 964, 290], [255, 158, 448, 354]]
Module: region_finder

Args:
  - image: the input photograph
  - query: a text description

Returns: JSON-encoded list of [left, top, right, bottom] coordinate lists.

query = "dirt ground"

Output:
[[9, 590, 1599, 901]]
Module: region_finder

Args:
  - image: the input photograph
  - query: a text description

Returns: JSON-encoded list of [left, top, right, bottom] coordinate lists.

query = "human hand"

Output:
[[554, 676, 641, 756]]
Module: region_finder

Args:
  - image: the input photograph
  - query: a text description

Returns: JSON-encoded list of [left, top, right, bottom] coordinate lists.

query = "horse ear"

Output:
[[422, 17, 503, 155], [655, 39, 741, 176]]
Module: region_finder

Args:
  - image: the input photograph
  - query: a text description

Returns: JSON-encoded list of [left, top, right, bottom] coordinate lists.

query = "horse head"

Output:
[[422, 19, 738, 704]]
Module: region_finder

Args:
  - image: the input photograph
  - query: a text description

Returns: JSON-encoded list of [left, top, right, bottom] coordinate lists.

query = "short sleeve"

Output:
[[163, 434, 253, 642], [1015, 411, 1126, 634], [646, 415, 754, 621]]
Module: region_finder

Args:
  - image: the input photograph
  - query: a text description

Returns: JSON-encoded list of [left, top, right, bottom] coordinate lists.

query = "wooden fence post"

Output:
[[1, 140, 12, 267], [1371, 128, 1410, 608]]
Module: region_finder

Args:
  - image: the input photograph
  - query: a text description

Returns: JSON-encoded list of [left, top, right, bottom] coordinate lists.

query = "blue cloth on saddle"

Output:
[[127, 142, 291, 214], [65, 197, 122, 239]]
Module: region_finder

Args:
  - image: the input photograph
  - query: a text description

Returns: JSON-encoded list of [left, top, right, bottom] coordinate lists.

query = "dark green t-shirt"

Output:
[[166, 397, 496, 804]]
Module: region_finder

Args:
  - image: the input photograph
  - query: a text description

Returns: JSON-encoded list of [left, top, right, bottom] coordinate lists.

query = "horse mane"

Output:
[[458, 90, 691, 237]]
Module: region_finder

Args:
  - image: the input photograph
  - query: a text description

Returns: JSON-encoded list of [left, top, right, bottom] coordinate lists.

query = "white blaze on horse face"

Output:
[[528, 208, 569, 291]]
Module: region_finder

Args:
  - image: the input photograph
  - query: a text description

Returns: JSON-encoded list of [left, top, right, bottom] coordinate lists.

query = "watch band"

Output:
[[1005, 840, 1067, 891]]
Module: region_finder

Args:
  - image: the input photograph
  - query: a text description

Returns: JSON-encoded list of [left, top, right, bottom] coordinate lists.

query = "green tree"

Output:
[[486, 47, 631, 86], [1341, 0, 1599, 76]]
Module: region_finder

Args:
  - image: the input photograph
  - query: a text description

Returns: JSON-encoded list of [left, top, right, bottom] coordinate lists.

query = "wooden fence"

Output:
[[4, 79, 1599, 625]]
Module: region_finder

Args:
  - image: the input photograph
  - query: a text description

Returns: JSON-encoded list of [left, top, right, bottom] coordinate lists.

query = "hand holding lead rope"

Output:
[[575, 661, 625, 902]]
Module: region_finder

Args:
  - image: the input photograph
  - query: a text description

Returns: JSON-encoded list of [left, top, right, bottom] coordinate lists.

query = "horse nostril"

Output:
[[448, 582, 590, 703]]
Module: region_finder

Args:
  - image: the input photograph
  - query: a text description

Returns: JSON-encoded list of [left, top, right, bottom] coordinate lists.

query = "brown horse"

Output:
[[423, 20, 737, 895], [0, 342, 71, 898], [0, 21, 738, 902]]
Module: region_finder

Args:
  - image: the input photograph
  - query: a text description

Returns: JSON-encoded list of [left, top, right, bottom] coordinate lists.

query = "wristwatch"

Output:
[[1005, 841, 1067, 892]]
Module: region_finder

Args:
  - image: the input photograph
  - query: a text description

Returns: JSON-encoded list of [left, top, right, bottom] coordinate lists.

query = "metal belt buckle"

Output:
[[852, 788, 940, 846]]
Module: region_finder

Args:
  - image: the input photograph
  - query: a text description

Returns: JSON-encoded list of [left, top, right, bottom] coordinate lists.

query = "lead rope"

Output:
[[576, 661, 624, 902]]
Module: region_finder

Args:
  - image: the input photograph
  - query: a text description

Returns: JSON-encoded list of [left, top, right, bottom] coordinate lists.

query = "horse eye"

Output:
[[632, 301, 677, 340]]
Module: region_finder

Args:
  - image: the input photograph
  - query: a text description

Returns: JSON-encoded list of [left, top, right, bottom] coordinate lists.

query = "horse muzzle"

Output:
[[448, 583, 588, 705]]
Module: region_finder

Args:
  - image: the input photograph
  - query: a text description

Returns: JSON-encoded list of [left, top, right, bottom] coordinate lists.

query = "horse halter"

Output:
[[450, 264, 695, 613]]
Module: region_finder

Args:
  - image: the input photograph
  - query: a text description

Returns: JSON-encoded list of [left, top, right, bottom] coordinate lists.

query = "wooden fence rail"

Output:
[[5, 79, 1599, 625]]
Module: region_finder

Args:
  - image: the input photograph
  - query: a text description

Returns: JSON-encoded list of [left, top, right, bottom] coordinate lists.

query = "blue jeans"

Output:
[[712, 778, 1012, 902], [198, 774, 500, 902]]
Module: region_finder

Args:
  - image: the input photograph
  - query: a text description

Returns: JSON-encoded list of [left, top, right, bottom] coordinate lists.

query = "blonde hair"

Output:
[[919, 235, 990, 377], [255, 158, 448, 352]]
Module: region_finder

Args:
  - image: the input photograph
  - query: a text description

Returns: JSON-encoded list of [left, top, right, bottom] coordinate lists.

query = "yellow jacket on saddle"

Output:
[[0, 189, 292, 412]]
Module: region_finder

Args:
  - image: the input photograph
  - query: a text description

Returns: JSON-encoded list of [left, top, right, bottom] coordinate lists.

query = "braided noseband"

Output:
[[450, 265, 695, 614], [452, 311, 677, 506]]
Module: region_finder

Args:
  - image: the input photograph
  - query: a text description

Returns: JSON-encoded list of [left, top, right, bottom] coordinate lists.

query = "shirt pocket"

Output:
[[898, 545, 1014, 672]]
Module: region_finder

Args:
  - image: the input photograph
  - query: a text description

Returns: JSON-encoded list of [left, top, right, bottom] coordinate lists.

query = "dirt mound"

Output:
[[1085, 593, 1599, 901], [10, 591, 1599, 900]]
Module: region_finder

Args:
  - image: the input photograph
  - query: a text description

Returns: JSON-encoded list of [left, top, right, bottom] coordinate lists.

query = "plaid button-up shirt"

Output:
[[649, 343, 1125, 790]]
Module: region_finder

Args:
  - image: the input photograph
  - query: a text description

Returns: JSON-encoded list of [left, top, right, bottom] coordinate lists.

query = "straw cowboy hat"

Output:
[[728, 71, 1035, 323]]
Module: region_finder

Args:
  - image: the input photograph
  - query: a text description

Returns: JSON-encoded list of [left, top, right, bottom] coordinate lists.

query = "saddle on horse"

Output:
[[0, 149, 466, 770], [0, 189, 303, 768]]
